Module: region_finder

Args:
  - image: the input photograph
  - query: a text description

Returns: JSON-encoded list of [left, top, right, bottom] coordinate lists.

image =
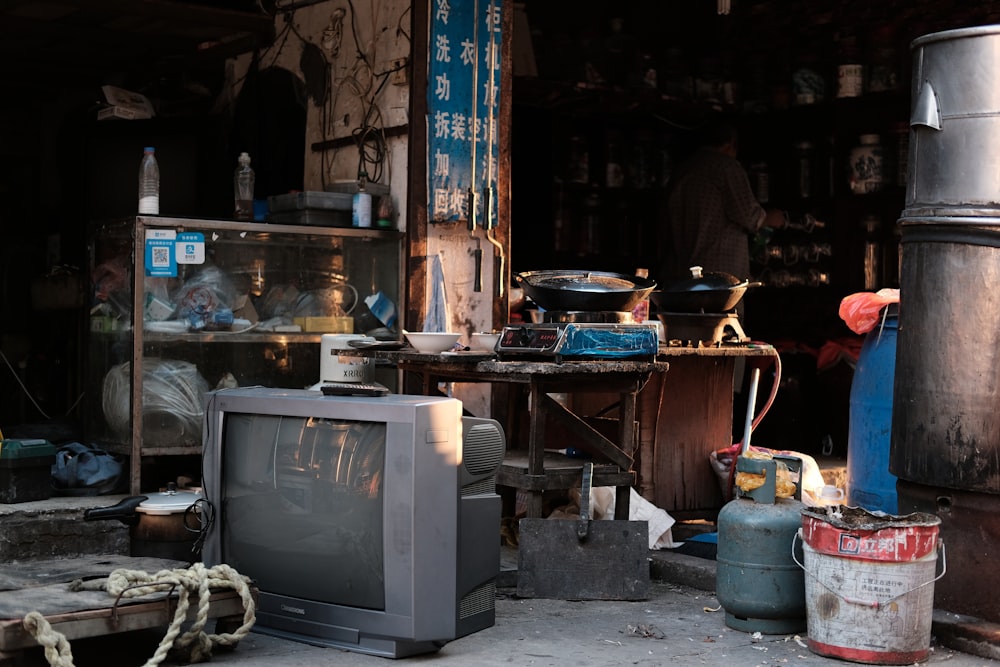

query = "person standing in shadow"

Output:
[[657, 117, 787, 440]]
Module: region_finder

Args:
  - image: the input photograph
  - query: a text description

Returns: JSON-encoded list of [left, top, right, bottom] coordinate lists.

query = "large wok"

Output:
[[515, 270, 657, 313], [651, 266, 761, 313]]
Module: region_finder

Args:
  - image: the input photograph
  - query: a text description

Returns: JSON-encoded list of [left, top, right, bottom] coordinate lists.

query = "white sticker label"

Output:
[[176, 232, 205, 264]]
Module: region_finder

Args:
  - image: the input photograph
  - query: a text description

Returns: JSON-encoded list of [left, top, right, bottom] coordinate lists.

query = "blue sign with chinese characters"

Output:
[[427, 0, 502, 227]]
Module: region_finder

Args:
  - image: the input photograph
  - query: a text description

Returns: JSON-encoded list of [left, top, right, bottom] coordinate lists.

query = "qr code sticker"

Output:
[[151, 246, 170, 267]]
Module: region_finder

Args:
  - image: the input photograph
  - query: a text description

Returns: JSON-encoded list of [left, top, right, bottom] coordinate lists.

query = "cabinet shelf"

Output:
[[86, 216, 402, 494], [131, 332, 329, 345]]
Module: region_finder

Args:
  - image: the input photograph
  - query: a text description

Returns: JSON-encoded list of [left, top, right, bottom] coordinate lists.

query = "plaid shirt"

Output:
[[659, 147, 766, 282]]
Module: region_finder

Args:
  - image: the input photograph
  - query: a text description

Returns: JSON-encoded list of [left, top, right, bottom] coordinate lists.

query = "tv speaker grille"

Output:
[[462, 477, 496, 498], [459, 580, 496, 619], [463, 422, 505, 476]]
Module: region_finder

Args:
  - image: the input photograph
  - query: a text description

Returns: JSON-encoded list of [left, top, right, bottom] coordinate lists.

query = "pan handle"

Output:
[[82, 495, 148, 526]]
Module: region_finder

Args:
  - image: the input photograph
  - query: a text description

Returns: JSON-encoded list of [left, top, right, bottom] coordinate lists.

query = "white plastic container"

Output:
[[320, 334, 374, 383], [816, 485, 844, 506]]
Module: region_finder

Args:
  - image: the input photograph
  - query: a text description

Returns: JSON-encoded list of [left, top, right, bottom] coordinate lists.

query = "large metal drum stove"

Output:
[[892, 25, 1000, 624]]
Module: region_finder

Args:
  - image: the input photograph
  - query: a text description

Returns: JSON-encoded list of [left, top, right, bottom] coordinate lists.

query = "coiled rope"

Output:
[[22, 562, 256, 667]]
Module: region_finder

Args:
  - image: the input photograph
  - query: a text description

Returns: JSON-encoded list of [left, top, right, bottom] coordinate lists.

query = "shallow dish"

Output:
[[470, 332, 501, 351], [403, 331, 462, 353]]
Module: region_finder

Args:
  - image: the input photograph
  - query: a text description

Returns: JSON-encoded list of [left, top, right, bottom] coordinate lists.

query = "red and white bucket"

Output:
[[796, 506, 944, 665]]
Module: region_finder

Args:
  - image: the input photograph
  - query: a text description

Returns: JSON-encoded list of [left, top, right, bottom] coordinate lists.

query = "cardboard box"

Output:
[[97, 106, 141, 121], [292, 316, 354, 333]]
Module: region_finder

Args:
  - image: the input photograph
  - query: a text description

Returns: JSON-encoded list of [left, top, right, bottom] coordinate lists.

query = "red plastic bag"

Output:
[[839, 288, 899, 334]]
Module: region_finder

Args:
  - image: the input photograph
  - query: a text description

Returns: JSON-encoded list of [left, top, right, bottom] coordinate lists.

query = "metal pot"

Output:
[[651, 266, 761, 313], [514, 270, 657, 313], [907, 26, 1000, 215], [84, 486, 206, 562]]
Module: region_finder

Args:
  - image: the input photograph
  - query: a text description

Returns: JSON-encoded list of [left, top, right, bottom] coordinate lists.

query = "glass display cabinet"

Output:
[[86, 216, 403, 494]]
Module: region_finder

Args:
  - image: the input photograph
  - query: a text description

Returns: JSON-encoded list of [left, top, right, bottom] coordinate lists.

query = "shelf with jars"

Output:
[[512, 80, 709, 275]]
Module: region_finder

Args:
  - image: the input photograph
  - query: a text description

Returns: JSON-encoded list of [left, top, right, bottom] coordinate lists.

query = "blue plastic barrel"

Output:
[[847, 305, 898, 514]]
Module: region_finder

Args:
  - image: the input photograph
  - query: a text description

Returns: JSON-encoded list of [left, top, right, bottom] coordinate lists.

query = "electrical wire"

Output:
[[102, 359, 209, 444], [339, 0, 409, 184], [0, 348, 84, 421], [242, 2, 410, 191]]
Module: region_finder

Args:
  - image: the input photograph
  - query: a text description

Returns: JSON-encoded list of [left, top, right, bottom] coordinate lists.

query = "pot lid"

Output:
[[663, 266, 745, 292], [135, 489, 202, 515]]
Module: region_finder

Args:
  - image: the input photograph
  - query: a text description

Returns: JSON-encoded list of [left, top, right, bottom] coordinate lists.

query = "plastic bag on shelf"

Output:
[[102, 358, 210, 446], [172, 265, 236, 331]]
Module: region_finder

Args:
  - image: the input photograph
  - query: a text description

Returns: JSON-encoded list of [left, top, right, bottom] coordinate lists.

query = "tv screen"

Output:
[[201, 387, 505, 658]]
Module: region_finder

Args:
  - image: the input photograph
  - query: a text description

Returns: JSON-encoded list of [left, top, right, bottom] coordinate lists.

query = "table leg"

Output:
[[614, 388, 638, 519], [524, 382, 546, 518]]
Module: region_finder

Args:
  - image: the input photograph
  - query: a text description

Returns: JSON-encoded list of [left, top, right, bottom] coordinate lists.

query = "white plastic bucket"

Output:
[[796, 507, 944, 665]]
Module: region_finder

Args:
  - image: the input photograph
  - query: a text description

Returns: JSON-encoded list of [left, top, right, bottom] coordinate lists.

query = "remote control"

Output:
[[320, 381, 390, 397]]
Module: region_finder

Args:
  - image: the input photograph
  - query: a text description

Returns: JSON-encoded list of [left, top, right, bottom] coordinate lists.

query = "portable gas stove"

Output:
[[498, 311, 659, 360], [657, 311, 749, 347]]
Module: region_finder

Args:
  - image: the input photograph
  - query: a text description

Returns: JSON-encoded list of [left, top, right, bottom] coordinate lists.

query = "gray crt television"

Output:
[[201, 387, 506, 658]]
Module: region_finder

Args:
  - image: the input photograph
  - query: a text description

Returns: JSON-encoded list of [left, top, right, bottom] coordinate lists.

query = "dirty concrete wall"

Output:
[[230, 1, 502, 419], [230, 0, 411, 231]]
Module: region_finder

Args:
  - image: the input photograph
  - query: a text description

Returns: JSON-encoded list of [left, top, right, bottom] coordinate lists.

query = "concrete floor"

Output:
[[6, 547, 999, 667], [4, 483, 1000, 666], [41, 577, 999, 667]]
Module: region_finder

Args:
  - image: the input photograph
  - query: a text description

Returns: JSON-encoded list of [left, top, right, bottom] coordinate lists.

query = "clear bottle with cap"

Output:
[[138, 146, 160, 215], [352, 170, 372, 228], [233, 152, 255, 220]]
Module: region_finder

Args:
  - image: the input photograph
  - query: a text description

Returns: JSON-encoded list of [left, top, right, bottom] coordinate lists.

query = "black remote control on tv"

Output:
[[320, 381, 390, 397]]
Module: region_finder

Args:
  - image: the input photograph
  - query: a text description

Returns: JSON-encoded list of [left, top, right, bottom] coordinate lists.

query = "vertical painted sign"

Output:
[[427, 0, 502, 226]]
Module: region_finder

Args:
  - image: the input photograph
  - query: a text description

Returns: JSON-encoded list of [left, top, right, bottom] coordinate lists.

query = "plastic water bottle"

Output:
[[234, 152, 255, 220], [138, 147, 160, 215], [352, 170, 372, 228]]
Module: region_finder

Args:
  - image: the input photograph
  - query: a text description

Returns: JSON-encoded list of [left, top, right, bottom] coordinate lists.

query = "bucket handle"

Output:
[[792, 529, 947, 609]]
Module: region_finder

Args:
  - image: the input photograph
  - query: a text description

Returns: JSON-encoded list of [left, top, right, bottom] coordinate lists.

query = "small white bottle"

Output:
[[138, 146, 160, 215], [234, 152, 255, 221]]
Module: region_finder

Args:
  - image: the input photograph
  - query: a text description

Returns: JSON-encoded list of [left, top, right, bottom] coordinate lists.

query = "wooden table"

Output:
[[353, 344, 780, 520], [643, 345, 780, 518], [356, 351, 668, 520]]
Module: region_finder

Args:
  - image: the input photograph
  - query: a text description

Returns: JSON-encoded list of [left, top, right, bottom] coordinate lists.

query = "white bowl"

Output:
[[471, 332, 501, 351], [404, 331, 462, 353]]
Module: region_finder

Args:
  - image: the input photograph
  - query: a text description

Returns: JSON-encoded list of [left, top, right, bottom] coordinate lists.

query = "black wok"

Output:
[[515, 270, 657, 313], [651, 267, 761, 313]]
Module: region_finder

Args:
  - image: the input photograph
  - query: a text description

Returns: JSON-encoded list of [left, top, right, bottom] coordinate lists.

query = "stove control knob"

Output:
[[518, 327, 533, 346]]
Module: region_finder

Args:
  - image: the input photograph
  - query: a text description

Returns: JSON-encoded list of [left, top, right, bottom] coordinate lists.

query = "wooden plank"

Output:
[[540, 393, 633, 469], [0, 589, 250, 651], [0, 556, 255, 652], [653, 356, 734, 515]]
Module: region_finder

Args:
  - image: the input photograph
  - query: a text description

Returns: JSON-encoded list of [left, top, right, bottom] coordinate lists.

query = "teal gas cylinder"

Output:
[[847, 305, 898, 514], [716, 454, 806, 634]]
